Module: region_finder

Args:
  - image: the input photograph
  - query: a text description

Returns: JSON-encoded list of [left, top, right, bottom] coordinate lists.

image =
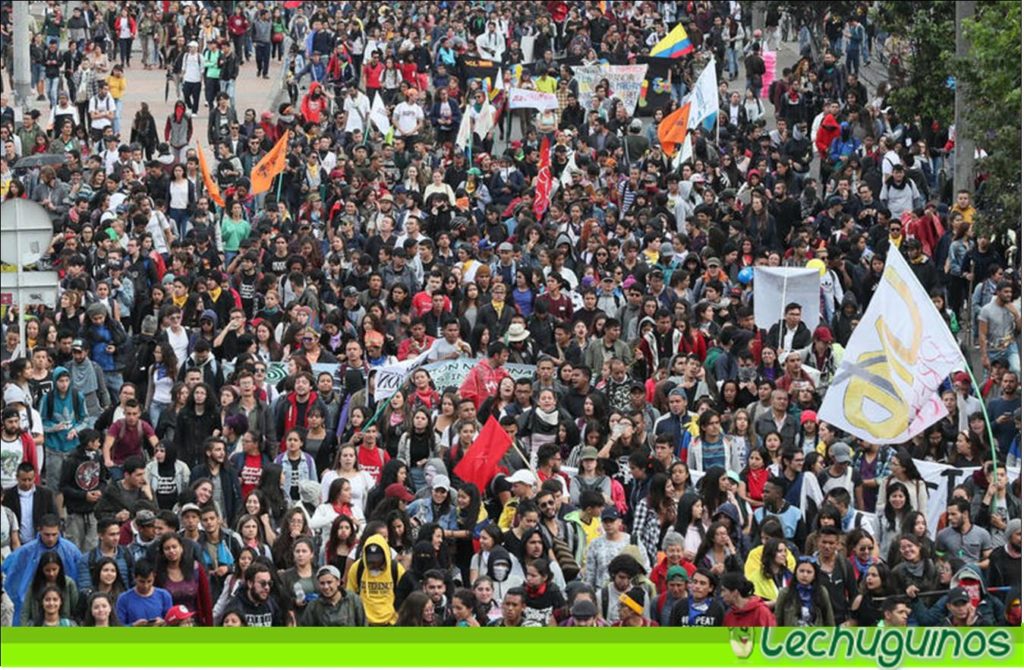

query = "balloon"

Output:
[[738, 267, 754, 284], [806, 259, 827, 277]]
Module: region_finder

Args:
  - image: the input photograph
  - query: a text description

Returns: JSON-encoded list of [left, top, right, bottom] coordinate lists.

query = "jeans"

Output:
[[222, 78, 236, 106], [44, 448, 70, 491], [672, 81, 688, 105], [64, 512, 98, 553], [991, 342, 1021, 376], [409, 466, 426, 492], [725, 47, 739, 79], [31, 63, 43, 88], [169, 208, 190, 238], [149, 400, 169, 427], [103, 371, 124, 409], [119, 37, 133, 66], [113, 98, 123, 135], [183, 80, 202, 114], [255, 42, 270, 76], [846, 47, 861, 76], [46, 76, 61, 106]]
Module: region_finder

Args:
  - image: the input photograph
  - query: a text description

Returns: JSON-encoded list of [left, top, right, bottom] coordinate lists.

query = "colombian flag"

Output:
[[649, 24, 694, 58]]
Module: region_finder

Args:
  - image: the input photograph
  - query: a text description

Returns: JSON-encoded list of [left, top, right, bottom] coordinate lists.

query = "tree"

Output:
[[875, 1, 955, 125], [957, 0, 1022, 239]]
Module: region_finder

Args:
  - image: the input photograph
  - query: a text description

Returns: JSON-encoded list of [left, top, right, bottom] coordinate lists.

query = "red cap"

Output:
[[954, 371, 971, 385], [385, 483, 415, 503], [165, 605, 194, 625], [800, 410, 818, 425], [813, 327, 833, 343]]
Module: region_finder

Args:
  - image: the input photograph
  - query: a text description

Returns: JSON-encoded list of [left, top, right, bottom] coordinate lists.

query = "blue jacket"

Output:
[[40, 367, 89, 454], [2, 537, 82, 625]]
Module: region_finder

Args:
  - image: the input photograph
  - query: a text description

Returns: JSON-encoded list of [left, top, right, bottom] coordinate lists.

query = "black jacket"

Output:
[[766, 320, 813, 351], [2, 486, 59, 532], [59, 445, 108, 515], [190, 462, 243, 526]]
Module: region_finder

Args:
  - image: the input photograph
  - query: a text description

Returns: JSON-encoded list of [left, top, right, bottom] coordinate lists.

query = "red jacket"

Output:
[[649, 557, 698, 594], [459, 359, 510, 410], [114, 16, 137, 37], [723, 596, 776, 627], [815, 114, 840, 158]]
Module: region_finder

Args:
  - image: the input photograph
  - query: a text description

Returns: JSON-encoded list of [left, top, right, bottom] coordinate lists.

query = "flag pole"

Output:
[[957, 361, 1000, 480], [777, 275, 789, 351]]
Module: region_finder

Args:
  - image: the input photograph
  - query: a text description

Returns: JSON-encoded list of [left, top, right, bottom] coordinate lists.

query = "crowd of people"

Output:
[[0, 0, 1020, 630]]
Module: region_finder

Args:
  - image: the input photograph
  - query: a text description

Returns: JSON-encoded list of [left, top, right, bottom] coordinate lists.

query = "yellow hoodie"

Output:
[[346, 534, 404, 625]]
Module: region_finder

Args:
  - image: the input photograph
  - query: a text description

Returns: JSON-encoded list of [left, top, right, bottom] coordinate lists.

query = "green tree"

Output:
[[875, 1, 955, 125], [958, 0, 1022, 238]]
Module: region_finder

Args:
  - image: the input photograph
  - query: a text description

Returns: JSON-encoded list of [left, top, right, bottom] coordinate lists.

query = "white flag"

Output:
[[455, 100, 495, 150], [752, 267, 821, 332], [494, 67, 504, 91], [688, 58, 718, 130], [369, 92, 391, 135], [560, 151, 578, 188], [819, 251, 965, 444]]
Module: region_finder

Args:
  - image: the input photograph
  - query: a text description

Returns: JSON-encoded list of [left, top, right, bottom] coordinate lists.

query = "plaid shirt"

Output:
[[630, 499, 663, 567]]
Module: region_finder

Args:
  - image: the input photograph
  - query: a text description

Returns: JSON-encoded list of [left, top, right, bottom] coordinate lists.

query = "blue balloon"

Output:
[[738, 267, 754, 284]]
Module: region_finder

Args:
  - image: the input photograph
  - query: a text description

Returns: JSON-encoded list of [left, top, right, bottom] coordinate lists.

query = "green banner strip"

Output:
[[1, 627, 1021, 667]]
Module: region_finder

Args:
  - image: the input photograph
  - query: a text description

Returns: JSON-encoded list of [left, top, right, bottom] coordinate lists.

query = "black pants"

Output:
[[255, 42, 270, 76], [183, 80, 201, 114], [203, 75, 220, 109], [119, 37, 133, 66]]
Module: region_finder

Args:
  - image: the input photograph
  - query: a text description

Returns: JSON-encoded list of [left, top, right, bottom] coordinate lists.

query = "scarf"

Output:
[[534, 407, 559, 426], [524, 581, 547, 599], [903, 559, 925, 579], [172, 292, 188, 308], [70, 357, 99, 396], [208, 286, 223, 303], [851, 554, 874, 579]]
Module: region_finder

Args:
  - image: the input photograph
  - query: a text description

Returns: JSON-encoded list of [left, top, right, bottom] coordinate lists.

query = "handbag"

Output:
[[272, 32, 284, 44]]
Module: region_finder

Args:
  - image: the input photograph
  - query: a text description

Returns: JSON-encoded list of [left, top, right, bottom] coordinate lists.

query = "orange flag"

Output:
[[196, 140, 225, 208], [658, 101, 691, 157], [250, 130, 291, 195]]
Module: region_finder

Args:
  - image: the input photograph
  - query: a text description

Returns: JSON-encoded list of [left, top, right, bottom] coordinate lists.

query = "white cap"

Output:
[[505, 469, 537, 486]]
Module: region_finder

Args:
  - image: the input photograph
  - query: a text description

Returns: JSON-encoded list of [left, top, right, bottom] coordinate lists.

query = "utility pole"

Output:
[[751, 1, 766, 34], [953, 0, 976, 196], [12, 2, 33, 107]]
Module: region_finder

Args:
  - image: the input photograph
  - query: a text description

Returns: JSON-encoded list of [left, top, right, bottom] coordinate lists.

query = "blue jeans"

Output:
[[149, 400, 169, 427], [991, 342, 1021, 376], [725, 47, 739, 78], [46, 77, 61, 106], [103, 371, 124, 408], [113, 98, 123, 135]]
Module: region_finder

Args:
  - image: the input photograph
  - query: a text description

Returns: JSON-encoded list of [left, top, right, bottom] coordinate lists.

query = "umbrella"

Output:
[[14, 154, 66, 170]]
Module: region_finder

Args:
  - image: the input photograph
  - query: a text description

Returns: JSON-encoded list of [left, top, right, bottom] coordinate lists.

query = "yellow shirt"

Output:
[[535, 76, 557, 94], [951, 203, 976, 224], [345, 536, 404, 625], [108, 75, 126, 100]]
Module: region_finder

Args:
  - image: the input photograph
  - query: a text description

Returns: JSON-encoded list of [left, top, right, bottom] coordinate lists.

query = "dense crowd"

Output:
[[0, 0, 1020, 630]]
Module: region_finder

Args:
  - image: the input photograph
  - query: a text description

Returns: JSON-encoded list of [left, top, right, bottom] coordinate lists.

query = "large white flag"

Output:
[[753, 267, 821, 332], [455, 100, 495, 150], [373, 351, 430, 402], [819, 251, 965, 444], [369, 92, 391, 135], [688, 58, 719, 130]]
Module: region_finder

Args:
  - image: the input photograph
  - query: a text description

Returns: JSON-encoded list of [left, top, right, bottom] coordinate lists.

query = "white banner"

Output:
[[688, 58, 718, 130], [915, 460, 1020, 535], [819, 251, 965, 444], [753, 267, 821, 332], [370, 92, 391, 135], [508, 87, 559, 111], [575, 64, 649, 116], [373, 351, 429, 402]]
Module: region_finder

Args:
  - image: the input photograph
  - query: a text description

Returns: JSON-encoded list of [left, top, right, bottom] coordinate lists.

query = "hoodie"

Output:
[[59, 442, 107, 515], [40, 367, 89, 454], [830, 291, 860, 347], [911, 564, 999, 626], [394, 541, 442, 608], [485, 546, 525, 602], [345, 535, 404, 625], [723, 595, 776, 627], [815, 113, 840, 158]]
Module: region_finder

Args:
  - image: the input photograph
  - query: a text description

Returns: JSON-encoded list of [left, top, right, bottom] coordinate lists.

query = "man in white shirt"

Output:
[[392, 89, 425, 143], [88, 80, 116, 143], [475, 21, 506, 61], [426, 318, 473, 362], [343, 86, 370, 133]]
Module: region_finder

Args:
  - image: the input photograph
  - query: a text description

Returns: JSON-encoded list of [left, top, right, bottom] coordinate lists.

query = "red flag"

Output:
[[453, 416, 513, 493], [533, 135, 552, 221]]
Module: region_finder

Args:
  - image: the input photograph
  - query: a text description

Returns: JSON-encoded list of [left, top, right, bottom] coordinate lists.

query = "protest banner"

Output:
[[916, 459, 1021, 534], [752, 267, 821, 332], [508, 87, 560, 111], [575, 64, 649, 115]]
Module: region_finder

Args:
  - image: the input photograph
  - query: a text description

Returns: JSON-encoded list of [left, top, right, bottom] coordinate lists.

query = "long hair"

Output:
[[324, 514, 358, 566], [457, 482, 482, 533], [759, 537, 785, 581], [882, 480, 914, 532], [89, 556, 126, 598], [396, 591, 432, 626], [81, 591, 121, 627], [155, 532, 196, 583], [31, 551, 67, 597]]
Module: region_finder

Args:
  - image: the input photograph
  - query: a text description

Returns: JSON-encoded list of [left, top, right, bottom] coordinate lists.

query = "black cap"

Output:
[[947, 587, 971, 604]]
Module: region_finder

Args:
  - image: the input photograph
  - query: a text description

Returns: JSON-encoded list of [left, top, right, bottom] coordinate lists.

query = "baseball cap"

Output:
[[385, 483, 415, 503], [165, 605, 194, 624], [316, 565, 342, 580], [135, 509, 157, 526], [2, 385, 29, 406], [600, 507, 621, 522], [706, 257, 722, 267], [580, 446, 599, 461], [71, 338, 85, 350], [570, 599, 599, 618], [814, 326, 834, 343], [830, 442, 853, 464], [800, 410, 818, 425], [505, 470, 537, 486], [947, 586, 971, 604], [667, 565, 690, 583], [431, 475, 452, 492], [179, 503, 202, 516], [498, 241, 514, 252]]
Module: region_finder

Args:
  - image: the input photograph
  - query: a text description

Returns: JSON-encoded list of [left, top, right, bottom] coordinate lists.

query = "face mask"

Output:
[[492, 563, 510, 581]]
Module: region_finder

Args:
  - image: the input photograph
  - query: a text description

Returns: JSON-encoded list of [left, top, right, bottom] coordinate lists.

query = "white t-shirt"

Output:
[[343, 93, 370, 133], [320, 469, 375, 514], [0, 437, 24, 490], [392, 102, 424, 137]]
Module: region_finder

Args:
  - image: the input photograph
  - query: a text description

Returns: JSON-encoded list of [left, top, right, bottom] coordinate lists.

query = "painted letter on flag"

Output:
[[249, 130, 290, 195], [372, 351, 430, 403], [752, 267, 821, 331], [508, 88, 559, 111], [454, 415, 513, 493], [819, 251, 964, 443], [534, 135, 552, 221]]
